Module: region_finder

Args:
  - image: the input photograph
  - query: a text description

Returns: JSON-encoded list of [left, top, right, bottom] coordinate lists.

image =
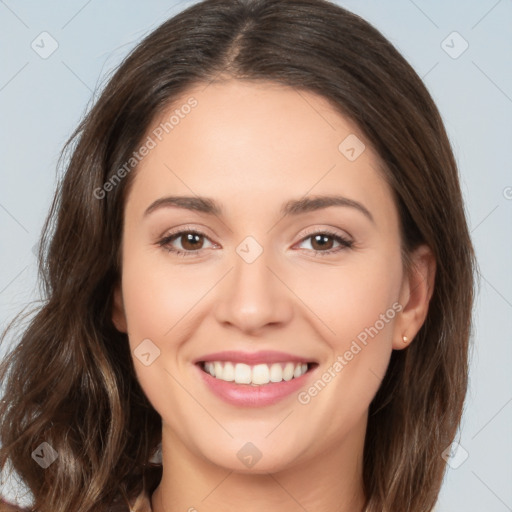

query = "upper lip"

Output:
[[194, 350, 316, 365]]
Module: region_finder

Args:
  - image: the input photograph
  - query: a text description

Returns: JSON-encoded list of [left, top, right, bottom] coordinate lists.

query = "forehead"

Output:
[[149, 79, 366, 174], [125, 79, 397, 229]]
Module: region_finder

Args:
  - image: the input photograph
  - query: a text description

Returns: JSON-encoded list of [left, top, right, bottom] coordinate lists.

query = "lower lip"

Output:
[[195, 363, 316, 407]]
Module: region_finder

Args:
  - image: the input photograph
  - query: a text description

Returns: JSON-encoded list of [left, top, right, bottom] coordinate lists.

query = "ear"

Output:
[[112, 282, 128, 333], [393, 244, 436, 350]]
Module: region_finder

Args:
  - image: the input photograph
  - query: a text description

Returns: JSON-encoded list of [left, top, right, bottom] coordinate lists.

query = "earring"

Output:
[[402, 335, 409, 344]]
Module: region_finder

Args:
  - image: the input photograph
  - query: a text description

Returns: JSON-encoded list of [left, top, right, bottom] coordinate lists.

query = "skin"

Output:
[[112, 79, 435, 512]]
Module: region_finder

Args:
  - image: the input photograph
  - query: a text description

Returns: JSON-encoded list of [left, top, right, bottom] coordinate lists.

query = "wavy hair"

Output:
[[1, 0, 475, 510]]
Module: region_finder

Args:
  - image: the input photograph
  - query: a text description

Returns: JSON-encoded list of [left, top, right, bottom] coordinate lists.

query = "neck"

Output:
[[151, 415, 367, 512]]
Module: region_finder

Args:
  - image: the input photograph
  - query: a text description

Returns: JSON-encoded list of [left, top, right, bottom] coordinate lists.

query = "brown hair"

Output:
[[0, 0, 475, 510]]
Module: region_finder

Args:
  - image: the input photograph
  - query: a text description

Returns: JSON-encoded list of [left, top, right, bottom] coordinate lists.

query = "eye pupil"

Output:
[[182, 233, 203, 250], [311, 234, 333, 250]]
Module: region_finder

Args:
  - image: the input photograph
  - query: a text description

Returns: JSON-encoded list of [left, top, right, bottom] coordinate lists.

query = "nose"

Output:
[[213, 243, 294, 335]]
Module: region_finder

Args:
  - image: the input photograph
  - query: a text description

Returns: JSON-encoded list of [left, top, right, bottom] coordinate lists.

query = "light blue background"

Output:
[[1, 1, 511, 510]]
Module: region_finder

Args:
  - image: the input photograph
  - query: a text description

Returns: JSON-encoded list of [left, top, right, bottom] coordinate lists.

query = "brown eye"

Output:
[[310, 233, 335, 251], [174, 232, 205, 251], [297, 230, 353, 255], [159, 230, 215, 257]]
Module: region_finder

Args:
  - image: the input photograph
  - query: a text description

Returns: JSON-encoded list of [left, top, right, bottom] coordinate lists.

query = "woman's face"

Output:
[[113, 79, 424, 473]]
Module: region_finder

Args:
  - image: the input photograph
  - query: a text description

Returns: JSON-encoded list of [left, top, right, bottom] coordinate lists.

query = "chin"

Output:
[[191, 435, 306, 474]]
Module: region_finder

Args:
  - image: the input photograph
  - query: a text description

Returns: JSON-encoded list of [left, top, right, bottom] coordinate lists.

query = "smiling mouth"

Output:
[[198, 361, 318, 386]]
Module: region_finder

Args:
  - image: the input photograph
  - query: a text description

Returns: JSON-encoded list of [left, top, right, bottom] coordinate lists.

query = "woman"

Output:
[[0, 0, 475, 510]]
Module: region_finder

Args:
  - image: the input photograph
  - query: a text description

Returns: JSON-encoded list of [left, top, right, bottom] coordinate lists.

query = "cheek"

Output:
[[118, 242, 216, 408], [293, 251, 403, 414], [119, 248, 194, 422], [120, 243, 210, 345], [297, 250, 403, 347]]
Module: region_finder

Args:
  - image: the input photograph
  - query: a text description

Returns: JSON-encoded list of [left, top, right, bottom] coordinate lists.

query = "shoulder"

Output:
[[129, 490, 153, 512], [0, 499, 28, 512], [1, 491, 153, 512]]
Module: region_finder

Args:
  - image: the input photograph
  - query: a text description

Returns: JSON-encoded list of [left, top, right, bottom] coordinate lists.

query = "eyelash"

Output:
[[157, 227, 353, 258]]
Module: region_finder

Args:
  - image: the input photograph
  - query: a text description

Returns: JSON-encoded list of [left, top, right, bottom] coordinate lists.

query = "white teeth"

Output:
[[202, 361, 309, 385], [269, 363, 283, 382], [283, 362, 295, 381], [293, 363, 309, 378], [223, 362, 235, 381], [204, 362, 215, 377], [234, 363, 251, 384], [251, 364, 270, 385]]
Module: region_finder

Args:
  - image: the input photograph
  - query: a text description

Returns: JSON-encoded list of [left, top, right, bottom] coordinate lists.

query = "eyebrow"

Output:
[[144, 194, 374, 223]]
